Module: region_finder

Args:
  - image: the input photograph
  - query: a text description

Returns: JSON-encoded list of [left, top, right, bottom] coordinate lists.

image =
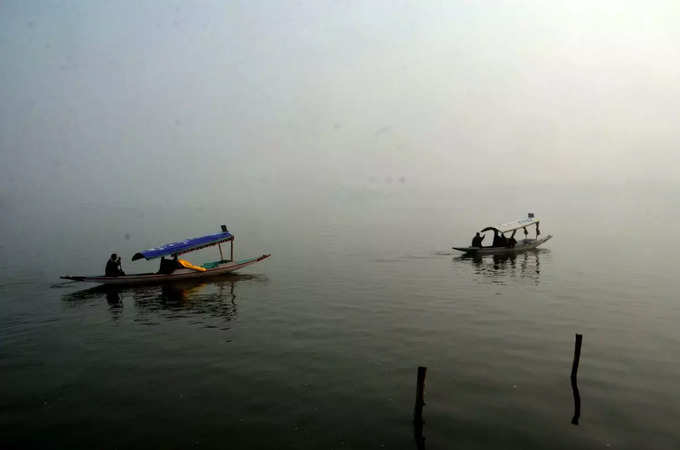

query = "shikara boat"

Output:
[[61, 225, 270, 285], [453, 213, 552, 255]]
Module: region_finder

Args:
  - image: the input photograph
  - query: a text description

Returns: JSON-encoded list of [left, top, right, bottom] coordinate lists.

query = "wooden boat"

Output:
[[61, 225, 270, 285], [453, 235, 552, 255], [453, 213, 553, 255]]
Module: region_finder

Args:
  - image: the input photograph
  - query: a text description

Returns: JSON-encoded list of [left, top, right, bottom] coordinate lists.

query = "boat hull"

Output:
[[453, 235, 552, 255], [61, 254, 270, 285]]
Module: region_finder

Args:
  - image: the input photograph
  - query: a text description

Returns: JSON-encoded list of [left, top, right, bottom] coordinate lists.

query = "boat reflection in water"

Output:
[[62, 274, 264, 327], [454, 248, 549, 285]]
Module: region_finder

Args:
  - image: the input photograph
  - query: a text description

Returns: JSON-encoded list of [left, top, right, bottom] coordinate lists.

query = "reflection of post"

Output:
[[413, 418, 426, 450], [570, 334, 582, 425], [413, 366, 427, 449]]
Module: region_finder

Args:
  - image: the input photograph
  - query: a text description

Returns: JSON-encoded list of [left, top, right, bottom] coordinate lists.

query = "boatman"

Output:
[[105, 253, 125, 276], [471, 232, 483, 248]]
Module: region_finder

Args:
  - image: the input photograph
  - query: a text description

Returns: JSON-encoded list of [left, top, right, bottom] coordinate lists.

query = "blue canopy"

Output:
[[132, 231, 233, 261]]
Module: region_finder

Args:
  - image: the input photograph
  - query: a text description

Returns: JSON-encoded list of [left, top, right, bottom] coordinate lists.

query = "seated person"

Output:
[[158, 255, 183, 274], [158, 256, 173, 274], [497, 233, 507, 247], [105, 253, 125, 276], [471, 232, 483, 248]]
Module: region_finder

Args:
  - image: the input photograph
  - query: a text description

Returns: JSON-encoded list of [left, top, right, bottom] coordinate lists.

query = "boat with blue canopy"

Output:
[[452, 213, 552, 255], [61, 225, 270, 285]]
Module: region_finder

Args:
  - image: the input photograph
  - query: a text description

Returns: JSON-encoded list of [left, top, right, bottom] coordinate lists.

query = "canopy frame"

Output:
[[479, 214, 541, 236], [132, 226, 234, 261]]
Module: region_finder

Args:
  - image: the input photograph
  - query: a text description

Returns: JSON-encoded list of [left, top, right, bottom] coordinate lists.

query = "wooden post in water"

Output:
[[570, 333, 582, 425], [413, 366, 427, 424], [413, 366, 427, 449], [571, 334, 582, 378]]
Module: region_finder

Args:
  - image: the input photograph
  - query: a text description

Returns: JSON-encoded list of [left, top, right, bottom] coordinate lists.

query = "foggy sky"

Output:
[[2, 0, 679, 213]]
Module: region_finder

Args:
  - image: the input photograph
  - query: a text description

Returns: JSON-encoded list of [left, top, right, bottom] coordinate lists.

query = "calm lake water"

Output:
[[1, 184, 679, 449]]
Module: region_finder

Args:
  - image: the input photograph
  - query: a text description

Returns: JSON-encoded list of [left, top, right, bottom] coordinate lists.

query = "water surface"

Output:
[[2, 185, 679, 449]]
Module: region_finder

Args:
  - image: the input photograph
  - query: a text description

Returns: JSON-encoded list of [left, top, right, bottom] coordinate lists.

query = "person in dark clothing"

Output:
[[158, 257, 169, 274], [158, 255, 182, 274], [497, 233, 507, 247], [508, 230, 517, 248], [105, 254, 117, 276], [492, 230, 500, 247], [105, 253, 125, 276], [471, 232, 483, 248], [158, 256, 176, 274]]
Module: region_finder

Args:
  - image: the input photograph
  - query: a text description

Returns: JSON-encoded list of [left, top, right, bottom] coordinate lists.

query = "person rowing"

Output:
[[471, 232, 484, 248]]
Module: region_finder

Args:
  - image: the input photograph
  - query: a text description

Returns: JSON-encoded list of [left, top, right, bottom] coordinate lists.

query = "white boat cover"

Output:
[[495, 217, 540, 233]]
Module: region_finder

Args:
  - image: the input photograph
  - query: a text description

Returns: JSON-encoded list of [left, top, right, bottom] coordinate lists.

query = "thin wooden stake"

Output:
[[413, 366, 427, 424], [571, 334, 582, 378], [571, 333, 582, 425]]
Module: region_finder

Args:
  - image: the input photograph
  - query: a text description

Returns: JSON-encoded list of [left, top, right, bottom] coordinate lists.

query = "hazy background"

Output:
[[1, 0, 679, 276], [3, 3, 680, 448]]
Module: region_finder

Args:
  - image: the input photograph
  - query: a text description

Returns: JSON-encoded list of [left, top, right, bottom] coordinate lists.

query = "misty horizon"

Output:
[[2, 1, 679, 213]]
